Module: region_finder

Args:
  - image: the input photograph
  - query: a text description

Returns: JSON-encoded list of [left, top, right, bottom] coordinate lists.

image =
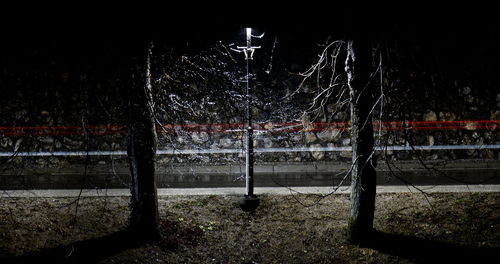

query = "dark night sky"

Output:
[[1, 3, 498, 76], [3, 3, 498, 44]]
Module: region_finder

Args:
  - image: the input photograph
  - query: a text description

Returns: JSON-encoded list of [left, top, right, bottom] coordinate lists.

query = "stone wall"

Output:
[[1, 42, 499, 168], [1, 99, 499, 168]]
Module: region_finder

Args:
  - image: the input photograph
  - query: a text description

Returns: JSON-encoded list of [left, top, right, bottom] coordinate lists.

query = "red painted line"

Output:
[[0, 125, 125, 130], [0, 120, 498, 137], [382, 125, 498, 131], [385, 120, 500, 125]]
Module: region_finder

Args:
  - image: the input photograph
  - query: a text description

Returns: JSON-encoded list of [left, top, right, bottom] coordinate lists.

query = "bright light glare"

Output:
[[246, 27, 252, 36]]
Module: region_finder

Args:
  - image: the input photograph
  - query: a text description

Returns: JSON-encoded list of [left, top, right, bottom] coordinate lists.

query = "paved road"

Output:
[[1, 160, 499, 194], [1, 167, 499, 189]]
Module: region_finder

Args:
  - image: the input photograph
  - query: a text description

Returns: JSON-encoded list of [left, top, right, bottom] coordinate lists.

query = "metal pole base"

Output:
[[239, 195, 260, 212]]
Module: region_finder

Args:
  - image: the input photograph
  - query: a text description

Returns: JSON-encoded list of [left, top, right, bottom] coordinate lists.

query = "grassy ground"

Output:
[[0, 192, 499, 263]]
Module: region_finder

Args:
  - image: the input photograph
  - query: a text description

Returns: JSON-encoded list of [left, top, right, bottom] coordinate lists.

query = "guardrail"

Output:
[[1, 144, 499, 157]]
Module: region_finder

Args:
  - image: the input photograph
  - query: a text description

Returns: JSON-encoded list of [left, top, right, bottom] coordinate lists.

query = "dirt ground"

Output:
[[0, 192, 499, 263]]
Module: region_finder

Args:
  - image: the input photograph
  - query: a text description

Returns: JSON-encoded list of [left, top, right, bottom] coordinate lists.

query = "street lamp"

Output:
[[234, 27, 262, 211]]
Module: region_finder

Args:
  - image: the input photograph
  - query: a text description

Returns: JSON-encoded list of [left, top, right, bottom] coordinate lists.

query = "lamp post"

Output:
[[235, 27, 261, 211]]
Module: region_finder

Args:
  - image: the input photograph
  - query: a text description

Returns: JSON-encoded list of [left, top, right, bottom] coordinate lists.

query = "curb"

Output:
[[2, 184, 500, 197]]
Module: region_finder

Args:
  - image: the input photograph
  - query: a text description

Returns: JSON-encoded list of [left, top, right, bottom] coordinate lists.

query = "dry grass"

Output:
[[0, 192, 499, 263]]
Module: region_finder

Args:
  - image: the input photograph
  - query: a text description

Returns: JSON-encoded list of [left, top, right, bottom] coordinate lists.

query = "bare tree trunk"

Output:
[[345, 39, 377, 244], [127, 43, 160, 239]]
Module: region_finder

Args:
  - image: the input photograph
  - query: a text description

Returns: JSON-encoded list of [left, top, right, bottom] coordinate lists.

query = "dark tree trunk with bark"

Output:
[[127, 43, 160, 239], [345, 39, 377, 244]]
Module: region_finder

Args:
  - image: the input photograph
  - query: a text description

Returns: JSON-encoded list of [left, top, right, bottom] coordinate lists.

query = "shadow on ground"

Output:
[[0, 219, 203, 264], [1, 227, 498, 263], [0, 229, 152, 264], [366, 230, 500, 263]]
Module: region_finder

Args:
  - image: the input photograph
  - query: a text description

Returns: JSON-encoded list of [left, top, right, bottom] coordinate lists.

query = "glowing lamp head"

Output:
[[246, 27, 252, 37]]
